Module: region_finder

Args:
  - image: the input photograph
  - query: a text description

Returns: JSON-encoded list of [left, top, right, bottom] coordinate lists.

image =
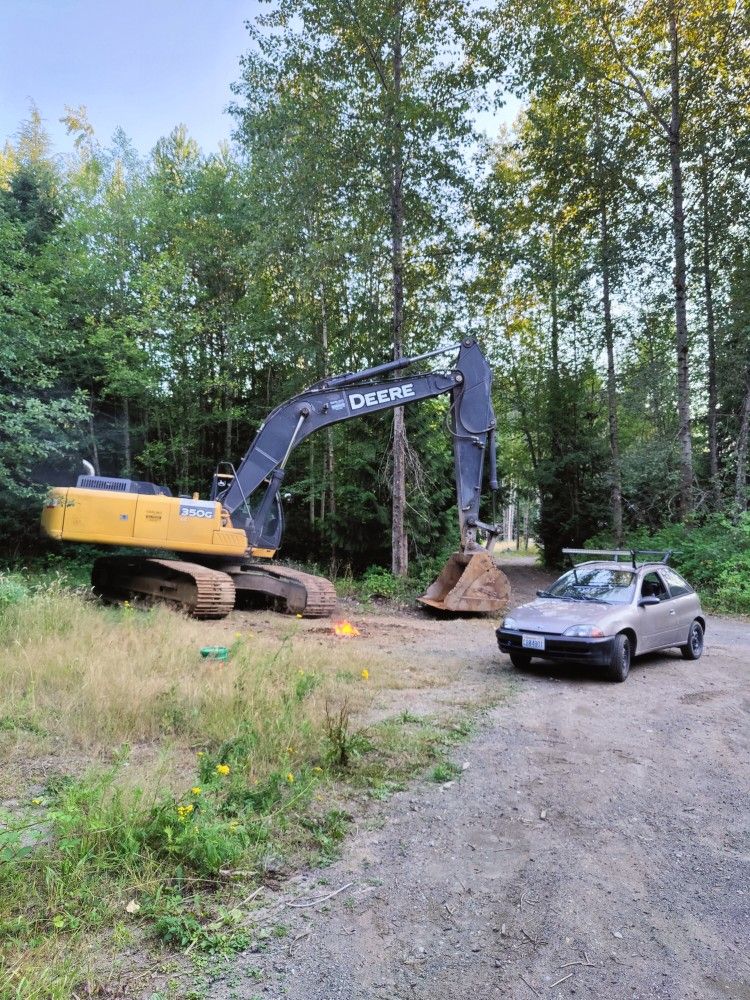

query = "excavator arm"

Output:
[[213, 338, 502, 557], [41, 338, 510, 618]]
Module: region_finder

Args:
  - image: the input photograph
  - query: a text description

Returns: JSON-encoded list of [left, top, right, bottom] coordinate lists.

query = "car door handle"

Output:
[[669, 610, 676, 615]]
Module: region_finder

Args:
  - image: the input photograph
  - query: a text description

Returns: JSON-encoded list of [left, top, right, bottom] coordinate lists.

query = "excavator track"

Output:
[[91, 556, 235, 619], [230, 564, 337, 617]]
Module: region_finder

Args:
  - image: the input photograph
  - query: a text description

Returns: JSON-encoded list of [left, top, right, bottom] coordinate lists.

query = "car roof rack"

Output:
[[562, 548, 674, 569]]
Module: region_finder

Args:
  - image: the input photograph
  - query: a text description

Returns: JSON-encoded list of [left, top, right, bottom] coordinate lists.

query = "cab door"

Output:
[[637, 571, 674, 651]]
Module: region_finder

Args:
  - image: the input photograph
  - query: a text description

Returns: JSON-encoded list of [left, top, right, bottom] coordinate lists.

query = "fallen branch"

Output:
[[519, 974, 540, 996], [288, 929, 311, 955], [286, 881, 355, 908], [550, 972, 573, 988], [559, 956, 596, 969], [238, 885, 263, 908]]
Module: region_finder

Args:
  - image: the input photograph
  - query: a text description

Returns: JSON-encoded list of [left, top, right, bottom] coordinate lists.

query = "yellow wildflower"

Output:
[[361, 668, 369, 680], [313, 767, 323, 773], [286, 745, 294, 754], [123, 601, 131, 608], [191, 787, 201, 796], [216, 763, 230, 776], [176, 803, 194, 820], [229, 820, 240, 830], [31, 797, 43, 805], [286, 772, 295, 783], [295, 613, 302, 618], [234, 631, 242, 638], [197, 751, 205, 757]]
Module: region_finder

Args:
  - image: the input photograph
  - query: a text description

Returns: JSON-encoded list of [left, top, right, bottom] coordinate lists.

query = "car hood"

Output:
[[506, 598, 626, 636]]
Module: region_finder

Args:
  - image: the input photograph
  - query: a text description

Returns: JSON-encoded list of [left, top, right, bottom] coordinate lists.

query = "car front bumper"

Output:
[[496, 628, 616, 667]]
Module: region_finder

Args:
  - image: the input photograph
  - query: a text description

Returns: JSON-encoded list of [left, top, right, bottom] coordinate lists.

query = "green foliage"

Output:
[[588, 513, 750, 614], [300, 808, 351, 862], [151, 905, 251, 956], [360, 566, 407, 601], [0, 572, 28, 608], [430, 761, 462, 783], [323, 700, 372, 770]]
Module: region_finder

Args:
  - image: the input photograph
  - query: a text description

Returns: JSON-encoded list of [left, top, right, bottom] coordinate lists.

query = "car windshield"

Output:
[[545, 567, 636, 604]]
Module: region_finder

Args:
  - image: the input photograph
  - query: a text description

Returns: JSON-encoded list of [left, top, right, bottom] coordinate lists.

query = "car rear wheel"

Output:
[[680, 620, 704, 661], [509, 650, 531, 669], [606, 633, 631, 682]]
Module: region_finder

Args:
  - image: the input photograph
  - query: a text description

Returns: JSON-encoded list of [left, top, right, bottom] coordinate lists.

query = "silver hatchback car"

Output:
[[495, 550, 705, 682]]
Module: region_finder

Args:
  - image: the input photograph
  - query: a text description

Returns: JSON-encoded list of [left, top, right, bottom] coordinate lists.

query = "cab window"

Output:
[[640, 571, 669, 601], [662, 566, 693, 597]]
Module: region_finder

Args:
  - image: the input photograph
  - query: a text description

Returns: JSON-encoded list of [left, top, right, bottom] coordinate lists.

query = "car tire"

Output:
[[680, 620, 704, 660], [509, 650, 531, 669], [606, 633, 631, 682]]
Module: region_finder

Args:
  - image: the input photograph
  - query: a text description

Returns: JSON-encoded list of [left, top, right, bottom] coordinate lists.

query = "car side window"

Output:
[[640, 571, 669, 601], [662, 566, 693, 597]]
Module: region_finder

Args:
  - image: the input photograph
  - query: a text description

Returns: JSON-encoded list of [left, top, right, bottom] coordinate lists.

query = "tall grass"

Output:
[[0, 580, 470, 998], [0, 581, 377, 750]]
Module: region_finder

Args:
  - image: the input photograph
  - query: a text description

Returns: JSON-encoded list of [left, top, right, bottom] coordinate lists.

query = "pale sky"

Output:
[[0, 0, 516, 157], [0, 0, 258, 155]]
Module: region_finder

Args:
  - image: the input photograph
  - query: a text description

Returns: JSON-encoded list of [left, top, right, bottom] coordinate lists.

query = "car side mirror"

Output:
[[536, 590, 545, 597], [638, 595, 660, 607]]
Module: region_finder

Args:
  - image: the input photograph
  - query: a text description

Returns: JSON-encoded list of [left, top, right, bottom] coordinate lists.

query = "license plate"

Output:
[[522, 634, 545, 651]]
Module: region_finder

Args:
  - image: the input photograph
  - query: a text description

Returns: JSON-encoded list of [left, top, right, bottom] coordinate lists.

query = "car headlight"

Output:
[[563, 624, 605, 637], [503, 616, 519, 630]]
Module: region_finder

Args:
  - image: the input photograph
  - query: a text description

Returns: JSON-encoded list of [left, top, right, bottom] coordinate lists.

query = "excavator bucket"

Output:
[[417, 550, 511, 614]]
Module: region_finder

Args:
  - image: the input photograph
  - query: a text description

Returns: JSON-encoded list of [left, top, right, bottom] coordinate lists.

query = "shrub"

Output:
[[587, 513, 750, 615], [0, 572, 28, 608]]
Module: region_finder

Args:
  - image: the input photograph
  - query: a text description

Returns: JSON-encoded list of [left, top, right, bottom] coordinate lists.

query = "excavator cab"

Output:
[[250, 492, 284, 553], [211, 462, 285, 557]]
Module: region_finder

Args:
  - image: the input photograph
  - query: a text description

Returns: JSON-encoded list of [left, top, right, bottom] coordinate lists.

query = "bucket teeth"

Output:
[[418, 551, 510, 614]]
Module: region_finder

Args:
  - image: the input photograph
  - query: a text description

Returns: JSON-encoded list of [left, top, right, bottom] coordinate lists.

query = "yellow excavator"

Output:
[[41, 338, 510, 618]]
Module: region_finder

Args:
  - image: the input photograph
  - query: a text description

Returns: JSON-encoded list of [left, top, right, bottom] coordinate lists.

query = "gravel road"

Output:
[[212, 565, 750, 1000]]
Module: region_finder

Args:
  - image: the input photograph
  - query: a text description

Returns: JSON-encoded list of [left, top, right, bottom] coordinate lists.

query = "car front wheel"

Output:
[[509, 650, 531, 669], [606, 633, 631, 682], [680, 620, 704, 661]]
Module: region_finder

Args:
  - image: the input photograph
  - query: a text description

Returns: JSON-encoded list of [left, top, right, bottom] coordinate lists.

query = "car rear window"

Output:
[[662, 567, 693, 597], [548, 567, 636, 604]]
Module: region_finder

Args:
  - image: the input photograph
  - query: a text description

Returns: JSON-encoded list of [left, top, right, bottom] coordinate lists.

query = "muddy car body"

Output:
[[496, 553, 705, 682]]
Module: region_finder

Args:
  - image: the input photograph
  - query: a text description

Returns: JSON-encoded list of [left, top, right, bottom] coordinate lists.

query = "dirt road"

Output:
[[213, 565, 750, 1000]]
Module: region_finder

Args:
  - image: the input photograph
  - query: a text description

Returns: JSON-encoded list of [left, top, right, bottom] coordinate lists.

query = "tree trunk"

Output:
[[390, 5, 408, 577], [668, 9, 694, 518], [735, 373, 750, 514], [700, 156, 720, 507], [88, 395, 100, 475], [319, 283, 336, 543], [600, 192, 623, 544], [309, 437, 316, 528], [122, 397, 131, 479]]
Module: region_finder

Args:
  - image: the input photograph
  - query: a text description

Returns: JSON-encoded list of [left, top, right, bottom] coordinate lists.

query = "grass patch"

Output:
[[0, 577, 491, 998]]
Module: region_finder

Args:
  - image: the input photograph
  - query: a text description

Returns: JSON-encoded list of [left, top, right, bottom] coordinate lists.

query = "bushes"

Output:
[[0, 571, 28, 608], [587, 513, 750, 615], [336, 545, 457, 604]]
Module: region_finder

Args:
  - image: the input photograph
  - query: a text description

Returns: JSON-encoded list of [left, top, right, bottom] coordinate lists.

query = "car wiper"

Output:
[[537, 589, 553, 598], [572, 595, 611, 605]]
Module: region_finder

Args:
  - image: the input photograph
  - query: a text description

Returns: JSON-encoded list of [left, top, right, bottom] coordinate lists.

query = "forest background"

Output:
[[2, 0, 750, 610]]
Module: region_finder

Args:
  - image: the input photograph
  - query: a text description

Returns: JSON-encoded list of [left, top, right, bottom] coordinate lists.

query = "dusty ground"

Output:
[[203, 559, 750, 1000]]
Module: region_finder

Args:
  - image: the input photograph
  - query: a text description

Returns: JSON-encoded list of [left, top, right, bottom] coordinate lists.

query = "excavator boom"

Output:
[[41, 338, 509, 617]]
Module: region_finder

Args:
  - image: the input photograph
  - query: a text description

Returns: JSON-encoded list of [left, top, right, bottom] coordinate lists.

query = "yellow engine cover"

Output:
[[41, 488, 249, 558]]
